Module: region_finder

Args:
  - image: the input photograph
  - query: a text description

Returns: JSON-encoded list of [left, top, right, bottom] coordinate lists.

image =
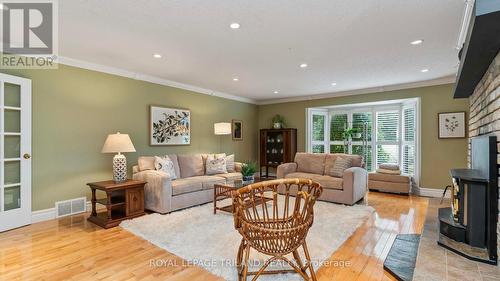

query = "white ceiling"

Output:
[[59, 0, 465, 103]]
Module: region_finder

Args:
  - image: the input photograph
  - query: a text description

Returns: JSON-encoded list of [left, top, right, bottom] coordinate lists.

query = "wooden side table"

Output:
[[86, 179, 147, 228]]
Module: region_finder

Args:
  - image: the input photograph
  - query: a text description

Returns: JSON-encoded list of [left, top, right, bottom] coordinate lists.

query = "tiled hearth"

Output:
[[413, 198, 500, 281]]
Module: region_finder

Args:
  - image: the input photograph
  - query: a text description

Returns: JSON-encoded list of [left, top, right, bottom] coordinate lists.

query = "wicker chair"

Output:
[[232, 178, 323, 281]]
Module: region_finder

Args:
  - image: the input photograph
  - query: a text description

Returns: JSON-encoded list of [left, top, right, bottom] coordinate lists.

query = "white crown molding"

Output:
[[58, 56, 456, 106], [58, 56, 257, 104], [256, 75, 457, 105]]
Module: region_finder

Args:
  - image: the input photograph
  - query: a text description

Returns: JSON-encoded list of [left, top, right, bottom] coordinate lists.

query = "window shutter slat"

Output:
[[376, 111, 399, 141]]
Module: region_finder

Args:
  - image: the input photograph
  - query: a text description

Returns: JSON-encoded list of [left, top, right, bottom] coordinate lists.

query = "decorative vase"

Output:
[[242, 175, 255, 184], [273, 122, 282, 129]]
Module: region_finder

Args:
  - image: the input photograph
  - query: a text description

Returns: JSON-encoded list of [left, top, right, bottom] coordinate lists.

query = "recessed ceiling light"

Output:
[[410, 39, 424, 45], [233, 78, 239, 81], [421, 68, 429, 73], [331, 82, 337, 86], [0, 3, 7, 10], [153, 54, 162, 58], [230, 23, 240, 29], [273, 91, 279, 94], [299, 63, 308, 68]]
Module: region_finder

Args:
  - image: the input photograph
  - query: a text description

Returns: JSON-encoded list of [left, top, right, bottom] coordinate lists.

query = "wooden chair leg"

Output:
[[302, 241, 317, 281], [293, 249, 306, 273], [236, 239, 245, 275], [240, 242, 251, 281]]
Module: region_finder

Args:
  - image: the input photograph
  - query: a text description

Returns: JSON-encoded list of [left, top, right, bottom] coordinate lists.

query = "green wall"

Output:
[[1, 65, 258, 211], [258, 84, 469, 189], [0, 63, 469, 211]]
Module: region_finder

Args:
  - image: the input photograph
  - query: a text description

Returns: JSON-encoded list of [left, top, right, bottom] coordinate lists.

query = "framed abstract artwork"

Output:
[[232, 119, 243, 141], [438, 111, 466, 139], [150, 105, 191, 145]]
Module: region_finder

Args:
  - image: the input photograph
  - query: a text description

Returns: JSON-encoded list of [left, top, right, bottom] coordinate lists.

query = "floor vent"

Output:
[[55, 197, 87, 218]]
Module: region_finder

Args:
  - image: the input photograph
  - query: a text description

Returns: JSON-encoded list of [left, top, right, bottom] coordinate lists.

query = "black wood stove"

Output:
[[438, 135, 498, 265]]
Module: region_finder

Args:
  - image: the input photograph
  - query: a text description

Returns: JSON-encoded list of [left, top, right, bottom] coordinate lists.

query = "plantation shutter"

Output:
[[402, 107, 416, 175], [376, 111, 399, 166]]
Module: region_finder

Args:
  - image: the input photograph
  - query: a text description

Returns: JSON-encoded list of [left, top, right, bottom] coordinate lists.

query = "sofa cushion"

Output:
[[154, 155, 177, 180], [225, 154, 235, 172], [206, 154, 227, 175], [138, 156, 155, 171], [329, 157, 352, 178], [369, 172, 410, 183], [187, 175, 226, 190], [324, 153, 363, 174], [285, 172, 343, 190], [294, 153, 326, 175], [168, 154, 181, 179], [215, 172, 242, 182], [178, 154, 204, 178], [171, 178, 203, 196]]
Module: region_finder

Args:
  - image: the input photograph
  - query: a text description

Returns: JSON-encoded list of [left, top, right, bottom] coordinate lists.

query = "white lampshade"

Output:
[[214, 122, 231, 135], [101, 132, 136, 153]]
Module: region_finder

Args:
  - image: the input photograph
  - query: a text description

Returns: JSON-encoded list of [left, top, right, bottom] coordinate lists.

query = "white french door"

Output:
[[0, 73, 31, 232]]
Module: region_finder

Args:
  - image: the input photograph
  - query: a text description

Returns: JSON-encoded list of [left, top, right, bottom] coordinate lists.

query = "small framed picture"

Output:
[[150, 105, 191, 145], [438, 111, 466, 139], [232, 119, 243, 141]]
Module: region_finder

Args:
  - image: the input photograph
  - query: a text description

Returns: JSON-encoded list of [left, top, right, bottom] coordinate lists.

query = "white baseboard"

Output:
[[413, 186, 451, 198], [31, 208, 56, 224], [31, 201, 103, 224]]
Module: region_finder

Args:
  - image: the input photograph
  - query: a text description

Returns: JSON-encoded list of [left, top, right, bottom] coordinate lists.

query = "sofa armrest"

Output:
[[132, 165, 140, 174], [132, 170, 172, 214], [343, 167, 368, 203], [234, 162, 243, 173], [277, 162, 297, 179]]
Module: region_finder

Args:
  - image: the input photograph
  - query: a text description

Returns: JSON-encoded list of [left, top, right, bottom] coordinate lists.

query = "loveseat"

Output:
[[132, 154, 242, 214], [277, 152, 367, 205]]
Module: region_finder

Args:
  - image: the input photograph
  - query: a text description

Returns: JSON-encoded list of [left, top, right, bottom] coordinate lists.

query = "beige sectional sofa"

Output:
[[277, 152, 367, 205], [132, 154, 242, 214]]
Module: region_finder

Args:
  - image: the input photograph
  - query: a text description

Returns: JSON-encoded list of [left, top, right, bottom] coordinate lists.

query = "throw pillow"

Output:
[[206, 154, 228, 175], [154, 155, 177, 180], [225, 154, 235, 172], [330, 157, 352, 178]]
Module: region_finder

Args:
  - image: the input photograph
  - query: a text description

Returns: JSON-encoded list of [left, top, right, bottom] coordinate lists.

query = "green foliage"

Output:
[[341, 127, 360, 141], [241, 161, 257, 176], [271, 114, 287, 128], [312, 115, 325, 141]]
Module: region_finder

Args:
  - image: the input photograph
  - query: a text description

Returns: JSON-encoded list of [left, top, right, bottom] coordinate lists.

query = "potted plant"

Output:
[[241, 161, 257, 184], [271, 114, 287, 129], [341, 128, 361, 153]]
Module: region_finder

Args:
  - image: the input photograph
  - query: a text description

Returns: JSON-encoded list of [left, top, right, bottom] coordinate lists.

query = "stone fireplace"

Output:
[[468, 51, 500, 262]]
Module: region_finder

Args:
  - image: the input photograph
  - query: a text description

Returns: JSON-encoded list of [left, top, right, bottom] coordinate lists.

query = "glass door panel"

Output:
[[0, 74, 32, 232], [4, 83, 21, 108]]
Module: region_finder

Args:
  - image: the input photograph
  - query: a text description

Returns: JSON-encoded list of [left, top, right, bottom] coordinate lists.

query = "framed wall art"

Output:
[[232, 119, 243, 141], [150, 105, 191, 145], [438, 111, 466, 139]]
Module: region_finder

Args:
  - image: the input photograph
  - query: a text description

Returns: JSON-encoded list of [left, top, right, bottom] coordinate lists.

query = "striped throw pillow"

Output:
[[330, 157, 352, 178]]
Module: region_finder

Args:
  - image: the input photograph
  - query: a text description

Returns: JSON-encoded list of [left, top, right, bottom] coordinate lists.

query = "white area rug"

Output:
[[120, 198, 374, 281]]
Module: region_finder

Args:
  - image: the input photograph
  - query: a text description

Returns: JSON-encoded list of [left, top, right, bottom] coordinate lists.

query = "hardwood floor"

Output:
[[0, 192, 428, 281]]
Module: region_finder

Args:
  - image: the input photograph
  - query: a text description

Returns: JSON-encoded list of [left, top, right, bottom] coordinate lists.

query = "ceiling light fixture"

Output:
[[299, 63, 308, 68], [153, 54, 162, 58], [410, 39, 424, 45], [233, 78, 239, 81], [421, 68, 429, 73], [230, 23, 240, 29], [273, 91, 279, 94], [331, 82, 337, 86]]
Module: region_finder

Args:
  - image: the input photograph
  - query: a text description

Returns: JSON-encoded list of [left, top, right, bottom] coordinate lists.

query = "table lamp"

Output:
[[101, 132, 136, 183]]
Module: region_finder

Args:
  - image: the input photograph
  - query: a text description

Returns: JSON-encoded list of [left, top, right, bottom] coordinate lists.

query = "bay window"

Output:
[[306, 99, 419, 183]]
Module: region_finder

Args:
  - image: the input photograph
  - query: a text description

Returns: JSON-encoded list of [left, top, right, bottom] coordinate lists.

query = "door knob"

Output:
[[23, 153, 31, 159]]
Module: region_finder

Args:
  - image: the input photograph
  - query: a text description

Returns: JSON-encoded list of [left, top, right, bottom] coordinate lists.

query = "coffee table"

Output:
[[213, 178, 271, 214]]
